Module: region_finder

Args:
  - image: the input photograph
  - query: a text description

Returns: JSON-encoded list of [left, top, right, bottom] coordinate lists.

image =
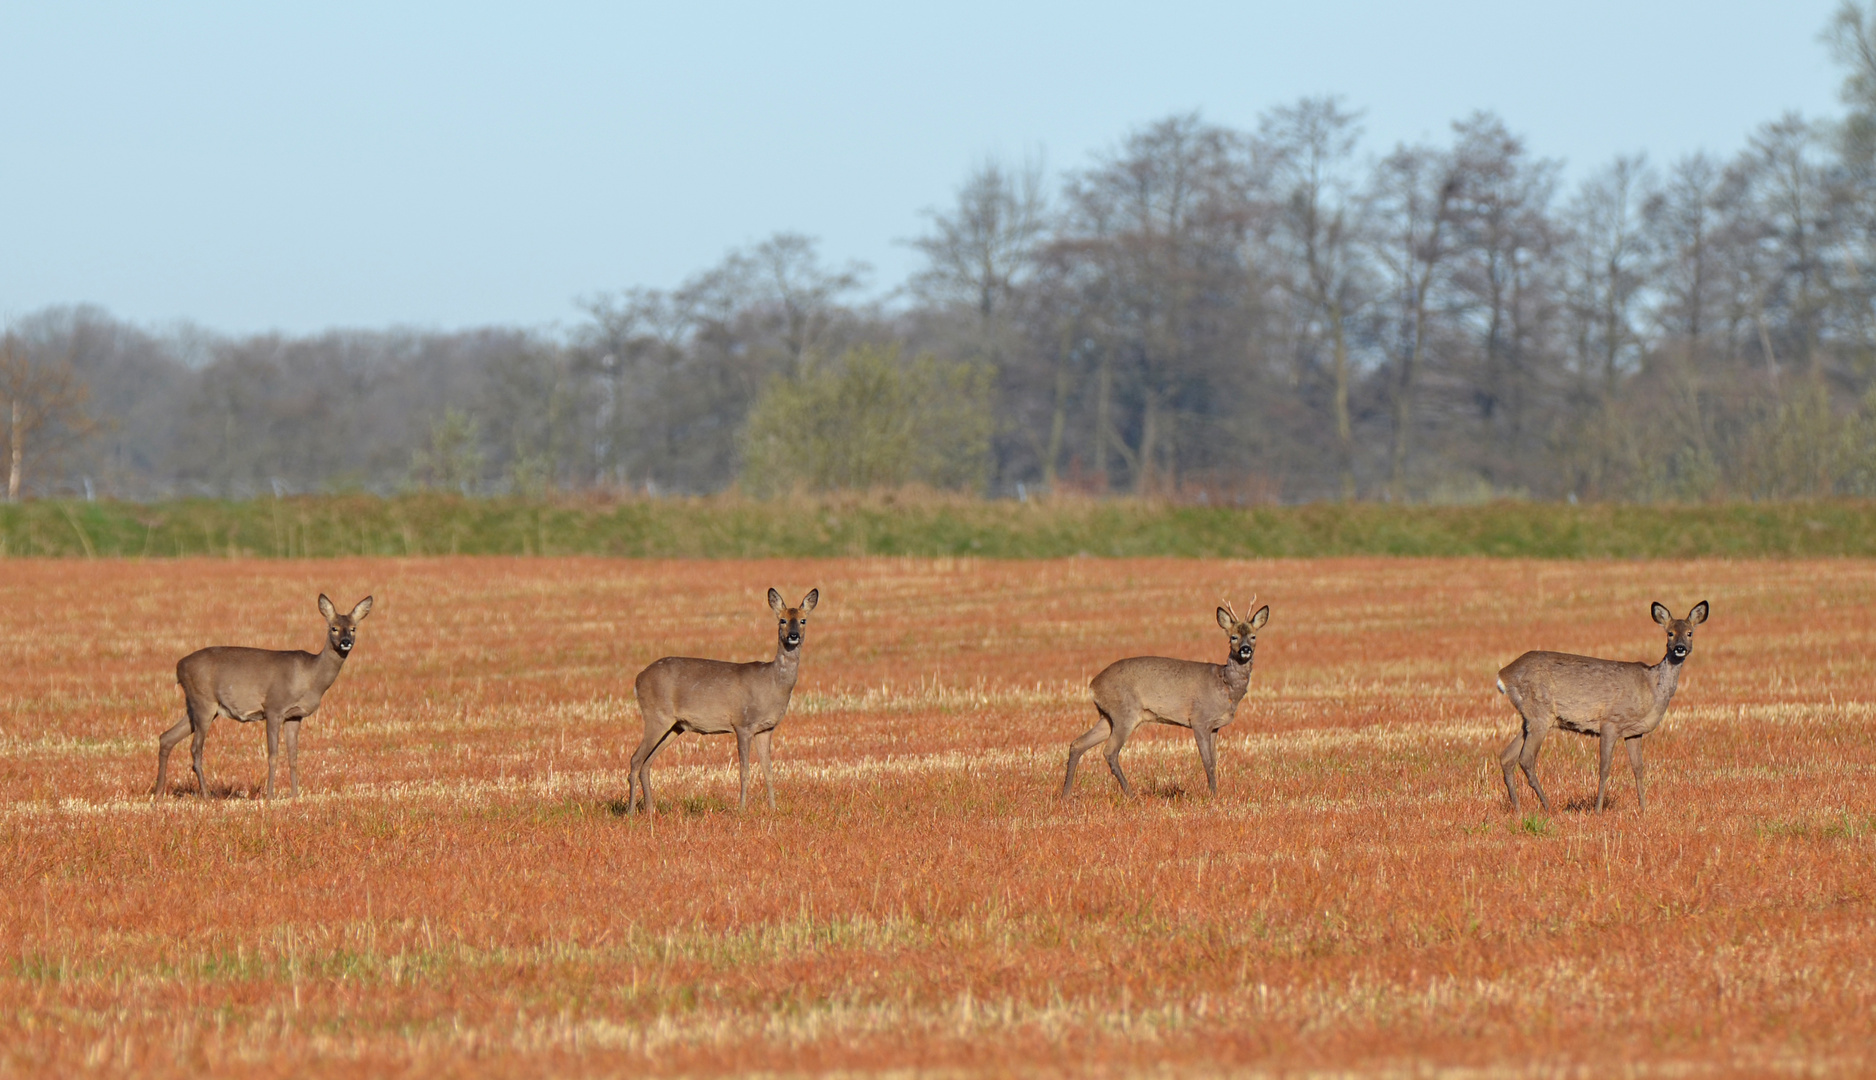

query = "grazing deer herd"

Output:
[[147, 587, 1711, 816]]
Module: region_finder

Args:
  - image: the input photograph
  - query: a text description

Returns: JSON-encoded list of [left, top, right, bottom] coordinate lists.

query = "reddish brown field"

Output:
[[1, 556, 1872, 1078]]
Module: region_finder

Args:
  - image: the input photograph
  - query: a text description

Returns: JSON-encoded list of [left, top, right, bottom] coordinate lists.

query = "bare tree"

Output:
[[0, 330, 95, 501], [1446, 113, 1561, 490], [1826, 1, 1876, 169], [1257, 97, 1370, 498], [684, 233, 870, 373], [1737, 115, 1834, 375], [1634, 153, 1729, 495], [909, 156, 1051, 324], [1565, 154, 1655, 398], [1371, 141, 1465, 496], [1063, 114, 1254, 494]]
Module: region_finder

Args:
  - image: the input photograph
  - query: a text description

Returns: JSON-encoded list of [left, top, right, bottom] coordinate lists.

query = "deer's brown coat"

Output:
[[1063, 601, 1270, 798], [627, 588, 817, 814], [1496, 600, 1708, 814], [152, 594, 373, 799]]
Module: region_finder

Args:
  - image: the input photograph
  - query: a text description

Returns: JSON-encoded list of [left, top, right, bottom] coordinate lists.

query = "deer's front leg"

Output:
[[285, 719, 302, 797], [754, 729, 775, 809], [1596, 722, 1618, 812], [1192, 722, 1219, 795], [1627, 736, 1646, 814], [264, 714, 283, 799], [734, 728, 753, 809]]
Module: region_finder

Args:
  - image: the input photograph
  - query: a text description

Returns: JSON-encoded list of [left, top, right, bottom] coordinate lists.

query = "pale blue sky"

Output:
[[0, 1, 1849, 334]]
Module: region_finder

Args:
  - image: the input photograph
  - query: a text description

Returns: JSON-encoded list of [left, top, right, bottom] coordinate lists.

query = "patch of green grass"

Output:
[[1519, 815, 1554, 836], [673, 793, 738, 816], [1757, 812, 1876, 840], [8, 492, 1876, 558]]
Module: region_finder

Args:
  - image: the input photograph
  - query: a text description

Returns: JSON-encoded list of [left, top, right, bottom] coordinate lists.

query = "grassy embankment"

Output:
[[4, 492, 1876, 558]]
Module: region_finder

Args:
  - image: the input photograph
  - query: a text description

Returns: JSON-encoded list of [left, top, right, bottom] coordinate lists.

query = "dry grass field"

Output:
[[1, 556, 1873, 1078]]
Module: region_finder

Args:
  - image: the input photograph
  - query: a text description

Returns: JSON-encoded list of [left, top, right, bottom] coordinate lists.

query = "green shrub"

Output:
[[740, 345, 994, 495]]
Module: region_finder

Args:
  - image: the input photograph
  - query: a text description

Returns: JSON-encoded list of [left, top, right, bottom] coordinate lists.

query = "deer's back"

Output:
[[177, 646, 320, 721], [635, 655, 787, 732], [1499, 650, 1656, 731], [1091, 655, 1228, 726]]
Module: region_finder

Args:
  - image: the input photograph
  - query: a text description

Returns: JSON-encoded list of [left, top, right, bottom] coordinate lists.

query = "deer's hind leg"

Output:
[[1500, 692, 1553, 813], [1515, 717, 1554, 813], [1062, 712, 1114, 798], [640, 724, 684, 815], [185, 699, 218, 799], [153, 715, 194, 798], [1497, 729, 1525, 811], [627, 709, 679, 816], [1096, 698, 1143, 798]]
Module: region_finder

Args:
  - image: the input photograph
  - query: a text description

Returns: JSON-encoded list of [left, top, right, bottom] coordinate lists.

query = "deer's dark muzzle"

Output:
[[785, 633, 801, 648], [1235, 644, 1254, 663]]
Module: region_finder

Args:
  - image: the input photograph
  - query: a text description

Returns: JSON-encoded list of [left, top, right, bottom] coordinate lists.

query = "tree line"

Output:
[[11, 4, 1876, 504]]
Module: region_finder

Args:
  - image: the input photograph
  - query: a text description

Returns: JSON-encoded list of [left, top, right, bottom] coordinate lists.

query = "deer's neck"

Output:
[[312, 641, 348, 691], [1649, 650, 1685, 708], [1219, 648, 1254, 701], [770, 640, 802, 692]]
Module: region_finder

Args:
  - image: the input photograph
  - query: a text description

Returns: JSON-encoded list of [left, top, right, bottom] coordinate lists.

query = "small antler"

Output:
[[1219, 595, 1238, 622]]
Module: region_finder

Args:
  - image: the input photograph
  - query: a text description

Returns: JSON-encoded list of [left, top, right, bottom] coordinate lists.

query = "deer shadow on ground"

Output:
[[602, 793, 740, 818], [154, 782, 268, 801], [1561, 794, 1623, 813], [1140, 779, 1193, 801]]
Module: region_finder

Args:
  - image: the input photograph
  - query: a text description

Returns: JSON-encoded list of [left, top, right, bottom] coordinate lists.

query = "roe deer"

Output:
[[1063, 600, 1270, 798], [152, 594, 374, 799], [627, 588, 818, 815], [1496, 600, 1708, 814]]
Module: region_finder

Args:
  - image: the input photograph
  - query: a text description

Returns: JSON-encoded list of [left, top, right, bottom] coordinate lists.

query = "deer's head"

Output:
[[1651, 600, 1708, 664], [1215, 599, 1271, 666], [769, 588, 818, 652], [318, 594, 374, 658]]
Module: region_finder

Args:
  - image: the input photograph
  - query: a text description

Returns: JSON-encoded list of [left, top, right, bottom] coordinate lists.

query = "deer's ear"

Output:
[[1651, 601, 1672, 626], [351, 596, 374, 621], [1688, 600, 1709, 625], [319, 594, 337, 621], [1217, 607, 1234, 630], [769, 588, 786, 617], [800, 589, 818, 614], [1249, 605, 1270, 631]]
